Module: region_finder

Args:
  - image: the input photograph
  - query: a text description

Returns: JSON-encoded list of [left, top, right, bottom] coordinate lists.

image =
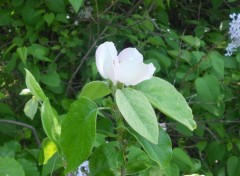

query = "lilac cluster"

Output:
[[226, 13, 240, 56]]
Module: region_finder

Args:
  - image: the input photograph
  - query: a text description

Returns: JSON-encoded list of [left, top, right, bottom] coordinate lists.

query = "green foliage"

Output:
[[41, 99, 61, 151], [0, 157, 25, 176], [128, 127, 172, 169], [116, 88, 159, 144], [136, 77, 196, 131], [60, 97, 98, 173], [78, 81, 111, 100]]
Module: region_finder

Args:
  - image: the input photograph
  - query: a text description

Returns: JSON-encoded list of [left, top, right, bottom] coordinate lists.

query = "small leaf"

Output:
[[136, 77, 196, 131], [25, 69, 47, 101], [39, 138, 57, 165], [127, 127, 172, 168], [116, 88, 159, 144], [60, 97, 98, 173], [68, 0, 83, 13], [43, 13, 55, 26], [41, 99, 61, 150], [78, 81, 111, 100], [24, 97, 39, 120], [195, 74, 224, 116], [172, 148, 193, 172], [40, 71, 61, 87], [0, 92, 5, 99], [0, 157, 25, 176], [17, 47, 27, 65], [46, 0, 66, 13]]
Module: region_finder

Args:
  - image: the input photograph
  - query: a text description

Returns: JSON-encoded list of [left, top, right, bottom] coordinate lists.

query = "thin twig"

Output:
[[0, 119, 41, 148], [66, 26, 109, 96]]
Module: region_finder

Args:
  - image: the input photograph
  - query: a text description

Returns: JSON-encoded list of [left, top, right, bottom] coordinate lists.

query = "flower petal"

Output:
[[118, 48, 143, 63], [131, 63, 156, 85], [95, 41, 118, 84], [115, 58, 156, 86]]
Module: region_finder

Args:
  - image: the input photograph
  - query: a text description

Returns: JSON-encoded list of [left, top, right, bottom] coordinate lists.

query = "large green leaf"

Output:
[[136, 77, 196, 131], [60, 97, 98, 173], [127, 127, 172, 169], [25, 69, 47, 101], [78, 81, 111, 100], [41, 99, 61, 150], [0, 157, 25, 176], [116, 88, 159, 144], [68, 0, 83, 13]]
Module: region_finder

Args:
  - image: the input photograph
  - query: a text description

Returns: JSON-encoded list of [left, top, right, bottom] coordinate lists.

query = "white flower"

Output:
[[226, 13, 240, 56], [95, 41, 156, 86]]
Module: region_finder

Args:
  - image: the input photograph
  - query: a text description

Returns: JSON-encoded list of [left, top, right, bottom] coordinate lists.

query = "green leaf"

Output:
[[41, 99, 61, 151], [45, 0, 66, 13], [126, 146, 150, 175], [0, 102, 14, 115], [236, 53, 240, 63], [195, 74, 223, 116], [78, 81, 111, 100], [24, 97, 39, 120], [25, 69, 47, 101], [68, 0, 83, 13], [17, 47, 27, 65], [89, 142, 121, 175], [171, 148, 193, 172], [0, 92, 5, 99], [40, 71, 61, 87], [0, 157, 25, 176], [43, 13, 55, 26], [60, 97, 98, 173], [0, 140, 21, 158], [180, 35, 201, 48], [195, 75, 220, 101], [39, 138, 57, 165], [164, 163, 180, 176], [136, 77, 196, 131], [206, 141, 225, 165], [28, 44, 50, 62], [209, 51, 224, 79], [116, 88, 159, 144], [41, 154, 63, 176], [227, 156, 240, 176], [127, 127, 172, 168], [18, 159, 40, 176]]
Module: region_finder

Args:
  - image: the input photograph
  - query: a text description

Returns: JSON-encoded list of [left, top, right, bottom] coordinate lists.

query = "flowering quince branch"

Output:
[[21, 40, 196, 175], [95, 41, 156, 86]]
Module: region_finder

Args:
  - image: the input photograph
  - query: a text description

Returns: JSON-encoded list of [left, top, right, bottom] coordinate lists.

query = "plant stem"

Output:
[[115, 109, 127, 176], [0, 119, 41, 148]]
